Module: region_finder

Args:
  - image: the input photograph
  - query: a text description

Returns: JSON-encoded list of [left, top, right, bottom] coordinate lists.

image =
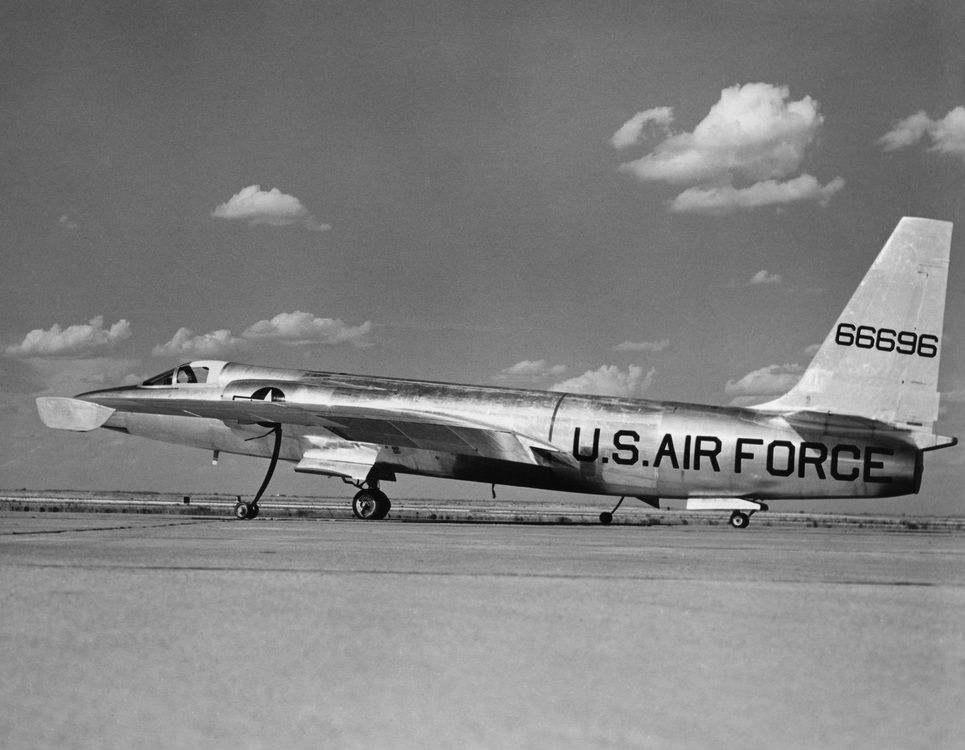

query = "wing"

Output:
[[82, 393, 560, 466]]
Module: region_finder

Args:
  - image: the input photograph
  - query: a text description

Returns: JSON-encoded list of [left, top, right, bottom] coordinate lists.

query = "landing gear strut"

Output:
[[233, 423, 282, 521]]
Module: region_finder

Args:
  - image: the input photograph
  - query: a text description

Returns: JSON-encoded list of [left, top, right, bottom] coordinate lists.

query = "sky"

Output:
[[2, 0, 965, 515]]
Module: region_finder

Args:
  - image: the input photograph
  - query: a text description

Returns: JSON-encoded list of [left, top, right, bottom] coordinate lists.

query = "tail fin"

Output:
[[756, 217, 953, 436]]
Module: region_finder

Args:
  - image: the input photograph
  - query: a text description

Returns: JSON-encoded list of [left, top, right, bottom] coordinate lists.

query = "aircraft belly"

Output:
[[122, 413, 302, 462], [370, 445, 556, 488]]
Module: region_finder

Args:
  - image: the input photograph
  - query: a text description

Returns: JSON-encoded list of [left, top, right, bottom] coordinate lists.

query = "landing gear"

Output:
[[234, 423, 282, 520], [729, 511, 750, 529], [599, 512, 613, 525], [599, 496, 625, 525], [234, 501, 260, 520], [352, 489, 391, 520]]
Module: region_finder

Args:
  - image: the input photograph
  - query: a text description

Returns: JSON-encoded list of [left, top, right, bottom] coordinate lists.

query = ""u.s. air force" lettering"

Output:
[[572, 427, 893, 483]]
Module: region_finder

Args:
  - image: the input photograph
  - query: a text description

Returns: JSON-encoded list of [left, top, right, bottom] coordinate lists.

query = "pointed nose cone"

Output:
[[36, 397, 116, 431]]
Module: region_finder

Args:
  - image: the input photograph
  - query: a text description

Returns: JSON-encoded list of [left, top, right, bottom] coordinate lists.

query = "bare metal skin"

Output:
[[37, 218, 958, 527]]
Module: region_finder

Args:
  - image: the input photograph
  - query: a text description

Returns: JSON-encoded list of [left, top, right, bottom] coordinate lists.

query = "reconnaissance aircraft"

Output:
[[38, 217, 957, 527]]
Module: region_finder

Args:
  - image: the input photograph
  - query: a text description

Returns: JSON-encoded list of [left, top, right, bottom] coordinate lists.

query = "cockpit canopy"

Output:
[[141, 360, 228, 387]]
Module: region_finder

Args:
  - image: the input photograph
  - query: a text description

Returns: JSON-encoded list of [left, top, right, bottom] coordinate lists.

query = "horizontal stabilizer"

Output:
[[36, 397, 115, 432]]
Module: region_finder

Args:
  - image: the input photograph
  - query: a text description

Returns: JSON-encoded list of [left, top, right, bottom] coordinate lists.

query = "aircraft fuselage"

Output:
[[88, 363, 921, 502]]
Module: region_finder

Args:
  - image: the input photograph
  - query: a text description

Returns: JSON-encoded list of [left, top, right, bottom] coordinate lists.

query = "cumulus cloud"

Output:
[[724, 364, 803, 406], [551, 365, 656, 398], [152, 328, 248, 358], [151, 312, 375, 357], [878, 106, 965, 160], [748, 270, 783, 286], [670, 175, 845, 215], [211, 185, 331, 231], [611, 107, 674, 149], [5, 316, 132, 358], [242, 311, 374, 347], [613, 83, 844, 214], [612, 339, 670, 353], [494, 359, 567, 383]]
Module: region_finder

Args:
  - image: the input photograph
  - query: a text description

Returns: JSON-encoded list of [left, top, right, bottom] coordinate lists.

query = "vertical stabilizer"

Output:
[[755, 217, 953, 432]]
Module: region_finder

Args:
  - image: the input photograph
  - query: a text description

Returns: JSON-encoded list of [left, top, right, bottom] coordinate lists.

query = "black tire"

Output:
[[729, 511, 750, 529], [373, 493, 391, 520], [234, 502, 250, 520], [599, 512, 613, 525], [248, 504, 260, 519], [353, 490, 390, 520]]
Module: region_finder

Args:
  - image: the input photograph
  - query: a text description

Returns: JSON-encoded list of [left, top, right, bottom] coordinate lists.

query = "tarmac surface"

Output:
[[1, 511, 963, 750]]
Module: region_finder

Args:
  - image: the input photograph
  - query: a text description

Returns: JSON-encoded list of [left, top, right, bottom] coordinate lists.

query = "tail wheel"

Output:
[[353, 490, 391, 520]]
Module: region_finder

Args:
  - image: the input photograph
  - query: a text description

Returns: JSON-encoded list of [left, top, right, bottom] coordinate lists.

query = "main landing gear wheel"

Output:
[[353, 489, 391, 520], [729, 511, 750, 529]]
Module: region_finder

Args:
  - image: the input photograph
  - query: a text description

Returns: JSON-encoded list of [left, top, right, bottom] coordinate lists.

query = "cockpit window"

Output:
[[142, 368, 175, 386], [142, 364, 212, 386], [177, 365, 210, 384]]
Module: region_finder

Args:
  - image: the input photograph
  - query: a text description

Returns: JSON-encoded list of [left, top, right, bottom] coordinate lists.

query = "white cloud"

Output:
[[878, 107, 965, 159], [551, 365, 656, 398], [494, 359, 567, 382], [612, 339, 670, 353], [5, 317, 132, 358], [748, 270, 783, 285], [615, 83, 843, 214], [930, 107, 965, 157], [57, 215, 77, 230], [152, 328, 248, 358], [724, 364, 803, 406], [211, 185, 331, 231], [619, 83, 823, 183], [670, 175, 845, 215], [611, 107, 674, 149], [878, 110, 933, 151], [242, 311, 374, 347]]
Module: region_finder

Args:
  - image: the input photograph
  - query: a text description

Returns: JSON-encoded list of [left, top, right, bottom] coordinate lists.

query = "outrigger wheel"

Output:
[[599, 496, 626, 525], [234, 501, 260, 520], [234, 423, 282, 521], [352, 489, 391, 520]]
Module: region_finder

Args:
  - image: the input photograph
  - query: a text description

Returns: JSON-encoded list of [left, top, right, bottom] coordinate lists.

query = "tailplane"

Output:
[[756, 217, 953, 440]]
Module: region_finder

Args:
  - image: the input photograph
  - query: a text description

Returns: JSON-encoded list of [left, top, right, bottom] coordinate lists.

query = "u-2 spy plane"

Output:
[[38, 217, 957, 527]]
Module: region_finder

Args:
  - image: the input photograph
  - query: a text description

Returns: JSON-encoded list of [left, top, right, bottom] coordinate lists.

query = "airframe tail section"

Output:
[[756, 217, 953, 436]]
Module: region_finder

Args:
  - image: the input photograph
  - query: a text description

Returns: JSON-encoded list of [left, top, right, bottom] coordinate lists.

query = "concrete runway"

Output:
[[1, 513, 963, 750]]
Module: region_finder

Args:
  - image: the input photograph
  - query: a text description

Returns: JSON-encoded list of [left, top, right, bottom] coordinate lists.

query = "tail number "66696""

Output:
[[835, 323, 938, 358]]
